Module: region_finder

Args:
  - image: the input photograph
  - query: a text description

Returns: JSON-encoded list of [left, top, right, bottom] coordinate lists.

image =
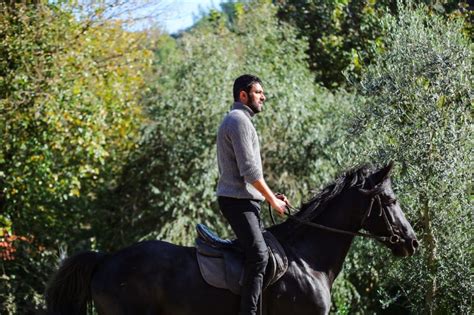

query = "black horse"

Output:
[[46, 162, 418, 315]]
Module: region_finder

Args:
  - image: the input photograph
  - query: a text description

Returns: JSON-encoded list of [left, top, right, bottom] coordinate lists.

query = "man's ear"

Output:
[[239, 90, 248, 103], [369, 161, 395, 185]]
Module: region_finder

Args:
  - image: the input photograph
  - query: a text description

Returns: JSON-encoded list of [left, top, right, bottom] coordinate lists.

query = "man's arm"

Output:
[[251, 178, 287, 216]]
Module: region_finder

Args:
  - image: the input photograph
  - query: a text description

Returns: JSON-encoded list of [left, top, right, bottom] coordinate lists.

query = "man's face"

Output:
[[241, 83, 266, 113]]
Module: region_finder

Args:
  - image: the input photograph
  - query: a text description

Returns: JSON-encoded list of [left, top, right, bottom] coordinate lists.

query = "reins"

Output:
[[268, 191, 403, 244]]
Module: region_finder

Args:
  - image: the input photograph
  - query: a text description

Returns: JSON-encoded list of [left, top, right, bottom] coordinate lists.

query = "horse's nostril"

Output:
[[412, 239, 419, 249]]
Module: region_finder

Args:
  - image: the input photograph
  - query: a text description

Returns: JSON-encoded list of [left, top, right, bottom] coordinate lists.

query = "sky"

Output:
[[156, 0, 228, 34]]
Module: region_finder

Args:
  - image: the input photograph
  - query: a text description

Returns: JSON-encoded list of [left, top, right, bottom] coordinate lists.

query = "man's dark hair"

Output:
[[233, 74, 263, 102]]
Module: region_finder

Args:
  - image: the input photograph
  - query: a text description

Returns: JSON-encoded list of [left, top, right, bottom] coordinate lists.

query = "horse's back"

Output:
[[91, 240, 197, 314], [89, 240, 333, 315], [92, 240, 194, 284]]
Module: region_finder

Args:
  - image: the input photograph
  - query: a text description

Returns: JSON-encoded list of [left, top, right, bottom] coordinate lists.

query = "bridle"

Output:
[[269, 185, 404, 244]]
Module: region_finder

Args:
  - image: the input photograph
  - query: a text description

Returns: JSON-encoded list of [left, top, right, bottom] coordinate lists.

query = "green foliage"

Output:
[[0, 2, 152, 312], [341, 2, 472, 313], [276, 0, 471, 89], [330, 270, 361, 314], [94, 0, 340, 248], [276, 0, 395, 88], [1, 0, 471, 314]]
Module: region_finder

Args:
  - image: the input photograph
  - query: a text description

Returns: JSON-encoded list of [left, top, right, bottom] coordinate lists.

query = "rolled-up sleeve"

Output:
[[227, 117, 263, 184]]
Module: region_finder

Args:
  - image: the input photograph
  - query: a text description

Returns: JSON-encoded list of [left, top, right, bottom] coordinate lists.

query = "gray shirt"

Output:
[[216, 102, 264, 201]]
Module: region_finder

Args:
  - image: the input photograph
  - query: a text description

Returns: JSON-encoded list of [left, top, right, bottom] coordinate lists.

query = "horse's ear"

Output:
[[370, 161, 395, 185]]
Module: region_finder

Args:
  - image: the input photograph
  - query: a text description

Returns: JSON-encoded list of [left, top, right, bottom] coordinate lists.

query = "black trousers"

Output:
[[218, 196, 269, 315]]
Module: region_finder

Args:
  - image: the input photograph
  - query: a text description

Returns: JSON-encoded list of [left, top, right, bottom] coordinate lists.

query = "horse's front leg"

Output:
[[264, 267, 331, 315]]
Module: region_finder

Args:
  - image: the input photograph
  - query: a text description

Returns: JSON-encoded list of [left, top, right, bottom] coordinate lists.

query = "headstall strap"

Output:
[[266, 180, 404, 243], [365, 197, 376, 219]]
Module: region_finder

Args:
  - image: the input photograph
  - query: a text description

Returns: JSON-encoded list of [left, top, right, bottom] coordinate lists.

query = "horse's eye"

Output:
[[384, 198, 397, 205]]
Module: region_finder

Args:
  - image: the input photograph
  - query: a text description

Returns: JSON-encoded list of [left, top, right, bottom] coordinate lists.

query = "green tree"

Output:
[[344, 2, 472, 313], [275, 0, 470, 89], [276, 0, 394, 88], [0, 2, 152, 312]]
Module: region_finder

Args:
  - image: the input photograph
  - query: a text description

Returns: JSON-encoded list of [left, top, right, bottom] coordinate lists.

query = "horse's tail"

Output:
[[45, 251, 107, 315]]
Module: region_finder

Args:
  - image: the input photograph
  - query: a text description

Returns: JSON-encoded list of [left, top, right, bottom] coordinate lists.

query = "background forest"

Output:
[[0, 0, 472, 314]]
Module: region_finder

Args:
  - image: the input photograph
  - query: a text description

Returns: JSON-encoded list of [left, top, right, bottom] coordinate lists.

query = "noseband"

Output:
[[270, 186, 404, 244]]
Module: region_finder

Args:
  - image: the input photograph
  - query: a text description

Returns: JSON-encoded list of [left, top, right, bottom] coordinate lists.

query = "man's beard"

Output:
[[247, 99, 262, 114]]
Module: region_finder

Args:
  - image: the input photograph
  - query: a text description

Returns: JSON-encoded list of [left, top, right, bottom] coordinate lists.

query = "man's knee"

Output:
[[258, 248, 269, 265], [248, 247, 268, 267]]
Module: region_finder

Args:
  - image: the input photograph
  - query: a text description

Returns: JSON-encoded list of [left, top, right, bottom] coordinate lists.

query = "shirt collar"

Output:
[[232, 102, 255, 118]]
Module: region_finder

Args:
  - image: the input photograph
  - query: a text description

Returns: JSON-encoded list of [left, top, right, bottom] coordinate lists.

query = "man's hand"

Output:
[[269, 196, 287, 217], [250, 178, 291, 217], [275, 193, 292, 207]]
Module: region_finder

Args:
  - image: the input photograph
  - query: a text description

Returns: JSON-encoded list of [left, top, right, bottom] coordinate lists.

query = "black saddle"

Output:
[[195, 224, 288, 295]]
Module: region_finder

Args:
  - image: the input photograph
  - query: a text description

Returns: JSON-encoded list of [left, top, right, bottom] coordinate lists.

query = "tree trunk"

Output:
[[420, 193, 438, 314]]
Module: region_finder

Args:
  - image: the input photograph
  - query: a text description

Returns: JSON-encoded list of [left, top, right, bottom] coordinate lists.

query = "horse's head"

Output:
[[360, 162, 419, 257]]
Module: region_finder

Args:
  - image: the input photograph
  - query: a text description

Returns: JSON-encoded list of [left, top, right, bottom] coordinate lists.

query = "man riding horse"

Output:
[[45, 76, 419, 315], [216, 74, 290, 315]]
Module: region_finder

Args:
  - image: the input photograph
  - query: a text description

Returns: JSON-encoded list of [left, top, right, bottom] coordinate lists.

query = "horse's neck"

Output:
[[283, 195, 364, 287], [290, 226, 354, 286]]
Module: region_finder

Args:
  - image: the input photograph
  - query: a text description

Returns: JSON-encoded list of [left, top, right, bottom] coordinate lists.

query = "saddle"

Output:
[[195, 224, 288, 295]]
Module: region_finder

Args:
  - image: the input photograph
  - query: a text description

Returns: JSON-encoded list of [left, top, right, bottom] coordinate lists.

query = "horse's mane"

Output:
[[297, 164, 373, 221], [272, 165, 374, 236]]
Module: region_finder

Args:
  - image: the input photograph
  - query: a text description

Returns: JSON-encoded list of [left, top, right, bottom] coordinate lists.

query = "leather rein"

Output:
[[269, 187, 404, 244]]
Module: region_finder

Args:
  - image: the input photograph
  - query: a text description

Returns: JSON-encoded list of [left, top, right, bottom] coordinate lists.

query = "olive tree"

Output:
[[346, 2, 472, 313]]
